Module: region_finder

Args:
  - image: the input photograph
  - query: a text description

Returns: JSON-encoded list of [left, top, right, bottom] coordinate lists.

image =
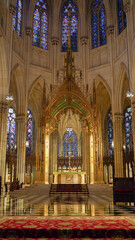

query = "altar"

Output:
[[53, 172, 86, 184]]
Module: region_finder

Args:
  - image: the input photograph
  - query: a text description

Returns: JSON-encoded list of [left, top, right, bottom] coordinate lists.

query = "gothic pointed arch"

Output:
[[61, 0, 78, 52], [91, 0, 107, 48], [33, 0, 48, 49]]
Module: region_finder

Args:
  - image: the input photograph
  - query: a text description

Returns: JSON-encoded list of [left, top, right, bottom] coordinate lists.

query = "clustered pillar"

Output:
[[0, 102, 8, 186], [16, 114, 26, 184]]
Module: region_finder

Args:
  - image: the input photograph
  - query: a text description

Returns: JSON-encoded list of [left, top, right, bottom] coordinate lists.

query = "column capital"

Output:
[[107, 25, 114, 35], [26, 27, 33, 36], [16, 114, 26, 122], [9, 5, 16, 16], [51, 37, 59, 45], [80, 36, 88, 46], [124, 1, 130, 13], [114, 113, 124, 121]]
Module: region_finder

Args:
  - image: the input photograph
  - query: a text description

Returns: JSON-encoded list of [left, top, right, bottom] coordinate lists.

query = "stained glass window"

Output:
[[124, 107, 133, 151], [63, 130, 77, 157], [108, 109, 113, 156], [13, 0, 23, 36], [117, 0, 127, 34], [62, 0, 78, 52], [33, 0, 48, 49], [7, 108, 16, 152], [91, 0, 107, 48], [27, 109, 33, 155]]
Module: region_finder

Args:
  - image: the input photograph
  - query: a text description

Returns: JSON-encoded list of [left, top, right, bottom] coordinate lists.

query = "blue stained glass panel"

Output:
[[125, 107, 133, 151], [13, 0, 23, 36], [91, 0, 106, 49], [62, 0, 78, 52], [117, 0, 127, 34], [92, 11, 98, 48], [41, 12, 48, 49], [99, 7, 107, 46], [63, 130, 78, 157], [7, 108, 16, 152]]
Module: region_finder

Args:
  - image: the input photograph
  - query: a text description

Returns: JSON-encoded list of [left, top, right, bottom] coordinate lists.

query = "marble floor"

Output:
[[0, 184, 135, 217]]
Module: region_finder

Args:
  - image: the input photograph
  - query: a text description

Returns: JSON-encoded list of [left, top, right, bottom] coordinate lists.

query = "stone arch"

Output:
[[114, 62, 129, 113], [28, 76, 49, 126], [11, 64, 25, 114], [0, 37, 8, 101]]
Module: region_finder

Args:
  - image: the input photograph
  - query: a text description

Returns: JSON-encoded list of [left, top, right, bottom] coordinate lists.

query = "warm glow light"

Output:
[[26, 141, 29, 147], [6, 95, 14, 101], [126, 91, 134, 98], [112, 141, 114, 148], [66, 127, 73, 132]]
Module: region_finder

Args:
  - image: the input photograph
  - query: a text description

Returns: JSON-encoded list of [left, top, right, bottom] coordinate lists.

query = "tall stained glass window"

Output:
[[124, 107, 133, 151], [13, 0, 23, 36], [91, 0, 107, 48], [27, 109, 33, 155], [33, 0, 48, 49], [63, 130, 77, 157], [108, 109, 113, 156], [117, 0, 127, 34], [62, 0, 78, 52], [7, 108, 16, 152]]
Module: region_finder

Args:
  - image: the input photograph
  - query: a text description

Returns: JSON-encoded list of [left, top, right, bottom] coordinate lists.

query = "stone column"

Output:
[[80, 37, 88, 87], [82, 126, 86, 172], [51, 37, 59, 85], [52, 130, 58, 172], [16, 114, 26, 183], [0, 102, 8, 186], [90, 131, 94, 184], [45, 129, 50, 184], [82, 123, 90, 182], [113, 114, 124, 177]]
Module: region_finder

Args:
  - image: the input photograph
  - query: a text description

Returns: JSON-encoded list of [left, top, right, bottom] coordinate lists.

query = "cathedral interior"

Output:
[[0, 0, 135, 220]]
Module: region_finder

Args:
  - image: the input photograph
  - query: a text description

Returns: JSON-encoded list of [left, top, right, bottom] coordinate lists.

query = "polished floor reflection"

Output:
[[0, 184, 135, 216]]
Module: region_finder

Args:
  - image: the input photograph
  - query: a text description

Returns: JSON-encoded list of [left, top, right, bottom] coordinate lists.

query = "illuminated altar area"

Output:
[[53, 172, 86, 184]]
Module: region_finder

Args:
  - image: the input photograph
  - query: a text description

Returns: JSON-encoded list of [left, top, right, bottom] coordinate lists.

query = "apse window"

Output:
[[91, 0, 107, 49], [33, 0, 48, 50], [62, 0, 78, 52]]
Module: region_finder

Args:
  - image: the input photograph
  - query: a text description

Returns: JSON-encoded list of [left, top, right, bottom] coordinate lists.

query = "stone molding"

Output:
[[124, 1, 130, 13], [16, 114, 25, 122], [51, 37, 59, 45], [107, 25, 114, 35], [26, 27, 33, 36], [80, 36, 88, 46], [9, 5, 16, 16], [114, 113, 124, 121]]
